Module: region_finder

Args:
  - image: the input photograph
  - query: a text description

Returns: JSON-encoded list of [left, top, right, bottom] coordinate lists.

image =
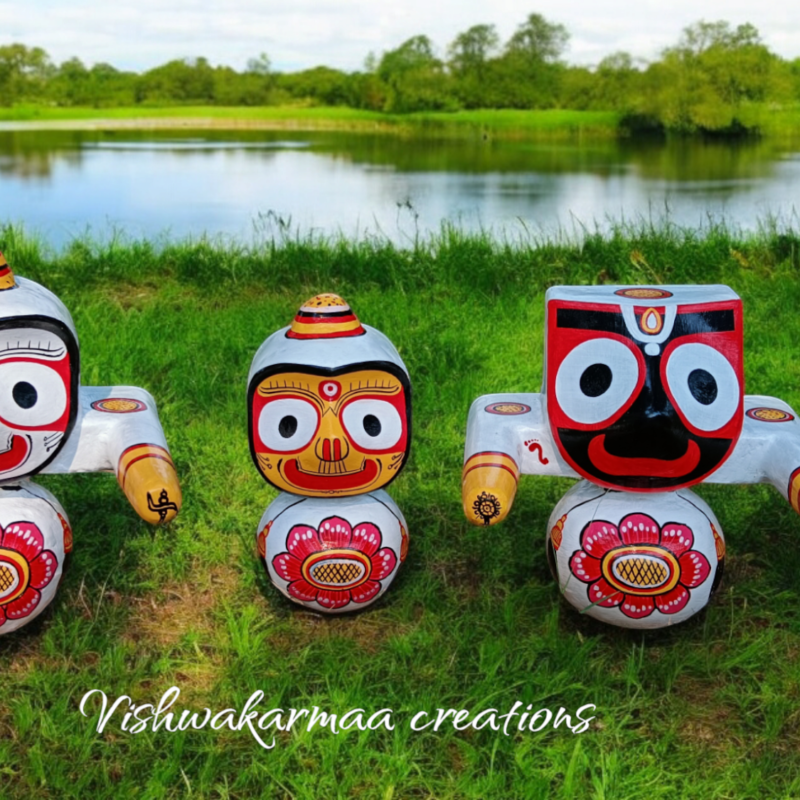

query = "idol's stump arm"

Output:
[[462, 393, 577, 526], [464, 393, 800, 520], [42, 386, 181, 524], [709, 395, 800, 512]]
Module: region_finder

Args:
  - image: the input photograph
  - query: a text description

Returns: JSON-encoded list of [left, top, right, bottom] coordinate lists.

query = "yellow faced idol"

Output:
[[248, 294, 411, 498], [249, 294, 411, 614]]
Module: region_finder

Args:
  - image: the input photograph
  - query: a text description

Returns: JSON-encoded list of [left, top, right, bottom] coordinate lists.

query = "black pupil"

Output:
[[13, 381, 37, 409], [688, 369, 717, 405], [363, 414, 382, 437], [278, 415, 298, 438], [580, 363, 613, 397]]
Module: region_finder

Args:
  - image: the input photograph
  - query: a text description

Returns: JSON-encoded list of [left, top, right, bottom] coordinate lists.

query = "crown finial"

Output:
[[287, 293, 365, 339], [0, 251, 16, 291]]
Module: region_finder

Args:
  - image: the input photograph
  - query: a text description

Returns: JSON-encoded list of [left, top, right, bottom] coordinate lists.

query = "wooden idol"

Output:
[[249, 294, 411, 613], [0, 252, 181, 635], [463, 285, 800, 628]]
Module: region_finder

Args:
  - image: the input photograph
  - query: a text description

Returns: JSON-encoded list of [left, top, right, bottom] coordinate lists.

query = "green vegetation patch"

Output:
[[0, 105, 622, 141], [2, 225, 800, 797]]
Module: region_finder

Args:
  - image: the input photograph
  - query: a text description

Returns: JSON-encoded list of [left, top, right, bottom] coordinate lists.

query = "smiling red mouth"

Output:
[[282, 458, 380, 492], [0, 434, 31, 473], [587, 435, 701, 478]]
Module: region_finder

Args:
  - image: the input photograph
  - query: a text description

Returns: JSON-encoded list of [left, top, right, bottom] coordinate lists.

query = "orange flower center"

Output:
[[301, 549, 372, 591], [602, 545, 681, 596], [0, 547, 31, 605]]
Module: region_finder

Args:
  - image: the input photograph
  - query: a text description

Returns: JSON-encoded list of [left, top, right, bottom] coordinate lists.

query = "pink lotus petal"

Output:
[[619, 514, 660, 546], [370, 548, 397, 581], [315, 589, 353, 610], [1, 522, 44, 562], [349, 580, 381, 605], [569, 549, 602, 583], [286, 525, 322, 560], [655, 585, 690, 615], [286, 579, 318, 602], [586, 576, 623, 608], [317, 517, 353, 550], [272, 552, 303, 582], [4, 586, 41, 620], [29, 550, 58, 590], [350, 522, 383, 557], [619, 594, 656, 619], [659, 522, 695, 557], [679, 550, 711, 589], [580, 521, 622, 559]]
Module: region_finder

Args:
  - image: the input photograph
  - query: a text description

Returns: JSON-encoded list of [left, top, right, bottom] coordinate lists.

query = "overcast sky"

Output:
[[3, 1, 799, 73]]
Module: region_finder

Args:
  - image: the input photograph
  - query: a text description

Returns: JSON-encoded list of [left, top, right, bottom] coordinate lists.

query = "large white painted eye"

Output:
[[0, 362, 68, 427], [258, 398, 319, 451], [342, 399, 404, 450], [555, 338, 640, 425], [665, 343, 740, 432]]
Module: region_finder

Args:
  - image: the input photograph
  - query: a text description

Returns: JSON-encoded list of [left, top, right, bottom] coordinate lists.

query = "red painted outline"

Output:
[[587, 436, 701, 478], [462, 462, 520, 484]]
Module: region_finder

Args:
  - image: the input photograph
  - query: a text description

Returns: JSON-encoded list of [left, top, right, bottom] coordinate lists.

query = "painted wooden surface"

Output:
[[463, 284, 799, 629], [249, 294, 411, 613], [0, 253, 181, 635]]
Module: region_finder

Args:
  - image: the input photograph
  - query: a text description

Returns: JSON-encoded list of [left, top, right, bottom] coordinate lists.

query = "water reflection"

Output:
[[0, 129, 797, 246]]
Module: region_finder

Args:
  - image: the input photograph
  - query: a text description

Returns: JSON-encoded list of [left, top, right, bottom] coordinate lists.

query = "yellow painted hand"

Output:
[[117, 444, 182, 524], [462, 453, 519, 527]]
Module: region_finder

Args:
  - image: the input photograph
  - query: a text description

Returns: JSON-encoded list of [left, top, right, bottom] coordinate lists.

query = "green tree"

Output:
[[505, 13, 569, 66], [644, 20, 784, 132], [448, 24, 500, 108], [377, 36, 456, 112], [480, 13, 570, 109], [276, 66, 352, 106], [0, 43, 52, 105], [448, 24, 499, 75], [54, 57, 89, 104], [136, 57, 215, 104], [591, 52, 642, 111], [246, 53, 271, 76]]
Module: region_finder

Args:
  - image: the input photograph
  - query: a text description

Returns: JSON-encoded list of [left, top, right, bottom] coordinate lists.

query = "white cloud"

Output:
[[2, 0, 798, 73]]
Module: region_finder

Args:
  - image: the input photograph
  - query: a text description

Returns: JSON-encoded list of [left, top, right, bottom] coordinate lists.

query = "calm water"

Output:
[[1, 128, 799, 246]]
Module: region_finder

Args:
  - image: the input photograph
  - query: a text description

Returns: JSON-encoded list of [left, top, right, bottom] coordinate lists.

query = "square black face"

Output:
[[546, 298, 744, 491]]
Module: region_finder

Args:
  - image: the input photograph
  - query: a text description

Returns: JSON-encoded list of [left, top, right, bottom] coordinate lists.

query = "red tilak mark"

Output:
[[525, 440, 549, 465], [587, 435, 700, 478]]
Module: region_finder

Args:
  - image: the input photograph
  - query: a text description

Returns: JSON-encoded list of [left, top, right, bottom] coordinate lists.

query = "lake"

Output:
[[1, 127, 799, 247]]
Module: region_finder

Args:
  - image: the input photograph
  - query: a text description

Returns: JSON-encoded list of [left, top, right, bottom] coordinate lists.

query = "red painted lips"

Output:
[[282, 458, 379, 492], [588, 435, 701, 479], [0, 435, 30, 474]]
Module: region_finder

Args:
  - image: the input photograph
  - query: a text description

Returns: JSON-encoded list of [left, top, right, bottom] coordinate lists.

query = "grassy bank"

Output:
[[2, 225, 800, 798], [3, 103, 800, 141], [0, 105, 623, 140]]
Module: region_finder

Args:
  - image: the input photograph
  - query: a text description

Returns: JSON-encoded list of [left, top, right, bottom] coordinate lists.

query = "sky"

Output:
[[2, 0, 799, 73]]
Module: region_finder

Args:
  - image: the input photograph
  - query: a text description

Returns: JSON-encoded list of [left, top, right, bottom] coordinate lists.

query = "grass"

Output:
[[2, 224, 800, 797], [0, 105, 622, 140], [4, 102, 800, 141]]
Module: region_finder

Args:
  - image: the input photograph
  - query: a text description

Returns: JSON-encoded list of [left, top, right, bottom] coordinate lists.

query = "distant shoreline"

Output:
[[0, 106, 624, 140], [3, 104, 799, 142]]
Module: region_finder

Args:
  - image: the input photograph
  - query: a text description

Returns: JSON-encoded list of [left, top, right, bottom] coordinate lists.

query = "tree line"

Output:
[[2, 14, 800, 134]]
